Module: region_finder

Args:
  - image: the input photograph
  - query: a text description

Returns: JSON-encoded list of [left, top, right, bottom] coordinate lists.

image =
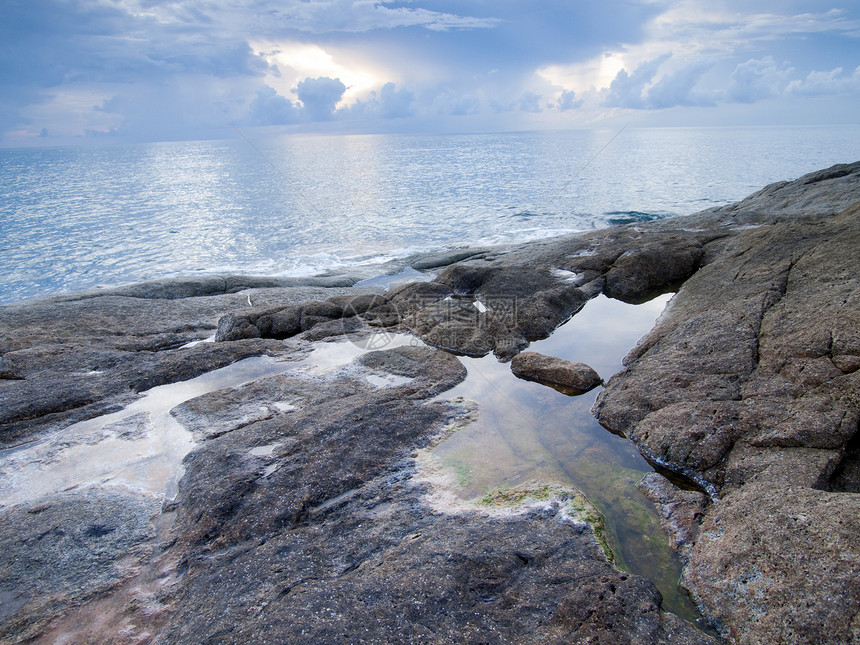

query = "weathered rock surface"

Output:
[[0, 280, 374, 445], [637, 472, 708, 559], [511, 351, 603, 394], [162, 480, 711, 645], [594, 163, 860, 641], [0, 300, 711, 645], [0, 490, 160, 641], [684, 483, 860, 645], [2, 161, 859, 643]]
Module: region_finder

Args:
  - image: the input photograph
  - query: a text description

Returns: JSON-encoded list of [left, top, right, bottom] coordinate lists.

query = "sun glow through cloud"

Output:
[[539, 53, 628, 94], [253, 41, 384, 106], [0, 0, 858, 145]]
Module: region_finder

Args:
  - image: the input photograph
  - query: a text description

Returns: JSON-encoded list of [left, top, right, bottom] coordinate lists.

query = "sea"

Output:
[[1, 125, 858, 305]]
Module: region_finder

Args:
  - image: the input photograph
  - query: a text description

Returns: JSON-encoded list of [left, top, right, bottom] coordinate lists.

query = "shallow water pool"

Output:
[[429, 293, 703, 622]]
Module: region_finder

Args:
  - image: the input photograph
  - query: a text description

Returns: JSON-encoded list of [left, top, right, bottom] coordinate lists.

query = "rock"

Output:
[[684, 482, 860, 645], [3, 161, 859, 643], [397, 265, 588, 360], [0, 490, 159, 642], [402, 295, 495, 357], [408, 249, 489, 270], [0, 280, 365, 445], [511, 351, 602, 394], [637, 472, 708, 558], [327, 293, 389, 315], [603, 236, 703, 304], [0, 282, 713, 644], [594, 174, 860, 639], [682, 160, 860, 226], [214, 295, 382, 342], [163, 479, 715, 645], [153, 344, 710, 644], [356, 345, 467, 397]]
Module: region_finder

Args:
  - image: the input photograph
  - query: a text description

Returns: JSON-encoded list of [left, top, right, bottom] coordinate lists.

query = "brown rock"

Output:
[[595, 166, 860, 641], [511, 351, 602, 394], [637, 472, 708, 558], [684, 483, 860, 645]]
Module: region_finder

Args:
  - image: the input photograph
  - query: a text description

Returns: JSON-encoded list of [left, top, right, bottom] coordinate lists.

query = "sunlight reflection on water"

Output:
[[3, 126, 856, 304], [0, 355, 296, 509]]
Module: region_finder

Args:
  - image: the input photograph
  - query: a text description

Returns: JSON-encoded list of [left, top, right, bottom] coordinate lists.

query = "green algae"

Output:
[[564, 493, 615, 563], [479, 483, 555, 506], [478, 483, 616, 563], [441, 457, 473, 488]]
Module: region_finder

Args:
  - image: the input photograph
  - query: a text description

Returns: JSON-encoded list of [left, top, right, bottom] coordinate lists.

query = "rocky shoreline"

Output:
[[1, 162, 858, 643]]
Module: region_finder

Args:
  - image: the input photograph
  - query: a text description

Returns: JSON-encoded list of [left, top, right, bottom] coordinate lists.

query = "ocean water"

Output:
[[1, 125, 857, 305]]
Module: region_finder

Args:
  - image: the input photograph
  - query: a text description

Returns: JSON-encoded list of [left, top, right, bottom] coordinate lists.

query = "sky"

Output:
[[1, 0, 859, 146]]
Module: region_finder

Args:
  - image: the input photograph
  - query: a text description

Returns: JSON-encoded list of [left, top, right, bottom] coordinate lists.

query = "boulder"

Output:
[[511, 351, 602, 394]]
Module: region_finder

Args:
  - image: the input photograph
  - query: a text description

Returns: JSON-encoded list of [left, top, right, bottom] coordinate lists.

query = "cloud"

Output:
[[295, 76, 347, 120], [347, 82, 416, 118], [727, 56, 794, 103], [430, 90, 482, 116], [646, 60, 716, 108], [250, 0, 500, 34], [645, 4, 860, 59], [603, 54, 671, 109], [602, 55, 719, 110], [787, 66, 860, 96], [376, 82, 415, 118], [518, 91, 543, 113], [248, 85, 299, 125], [558, 90, 583, 111], [3, 0, 860, 143]]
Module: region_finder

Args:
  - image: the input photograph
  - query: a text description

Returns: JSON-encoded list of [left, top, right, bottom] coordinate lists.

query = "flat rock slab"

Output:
[[162, 477, 714, 645], [511, 351, 603, 394]]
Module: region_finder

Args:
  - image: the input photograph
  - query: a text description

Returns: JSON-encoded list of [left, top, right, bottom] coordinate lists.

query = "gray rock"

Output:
[[511, 351, 603, 394], [637, 472, 709, 558], [163, 479, 714, 645], [0, 490, 159, 641], [397, 265, 588, 360], [594, 176, 860, 640], [408, 248, 489, 270], [603, 236, 703, 304]]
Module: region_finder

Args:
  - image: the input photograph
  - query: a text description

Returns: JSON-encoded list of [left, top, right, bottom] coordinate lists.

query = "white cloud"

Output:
[[430, 90, 483, 116], [111, 0, 501, 33], [252, 41, 384, 106], [646, 60, 717, 107], [603, 54, 671, 109], [519, 91, 543, 113], [236, 0, 500, 34], [558, 90, 583, 111], [348, 82, 416, 118], [727, 56, 794, 103], [248, 85, 299, 125], [295, 76, 347, 119], [787, 66, 860, 96], [648, 4, 860, 57], [4, 0, 860, 144], [538, 53, 628, 95]]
